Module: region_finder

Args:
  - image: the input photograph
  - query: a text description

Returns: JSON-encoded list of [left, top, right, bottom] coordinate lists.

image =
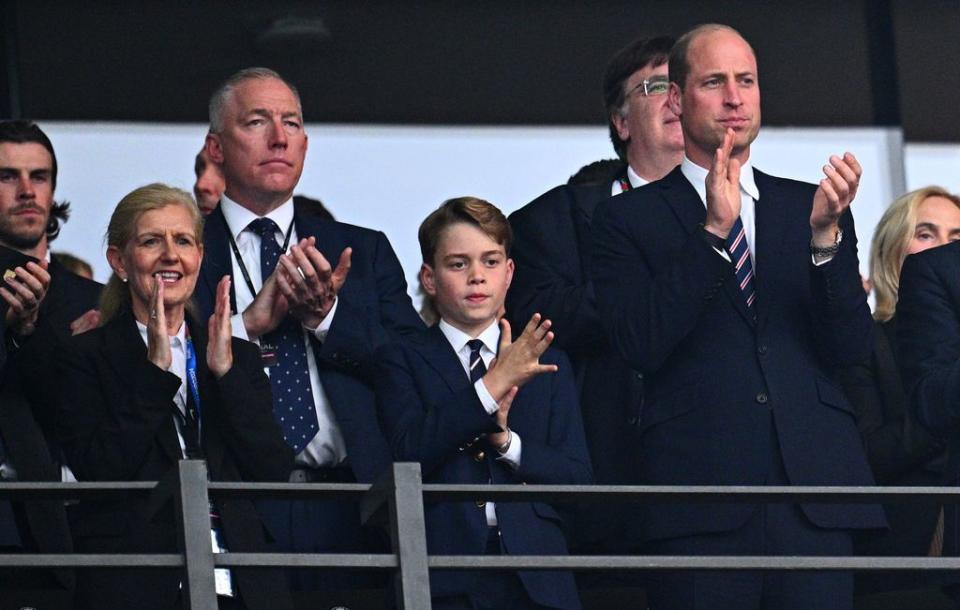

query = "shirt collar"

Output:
[[679, 155, 759, 204], [438, 318, 501, 355], [220, 193, 295, 241], [626, 165, 649, 189]]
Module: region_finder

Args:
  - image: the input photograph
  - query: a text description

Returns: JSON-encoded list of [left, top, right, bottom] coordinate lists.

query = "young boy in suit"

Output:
[[375, 197, 592, 610]]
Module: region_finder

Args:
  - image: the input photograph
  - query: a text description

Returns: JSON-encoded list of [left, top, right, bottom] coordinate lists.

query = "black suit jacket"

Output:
[[4, 258, 101, 453], [591, 166, 885, 542], [194, 202, 425, 484], [507, 181, 645, 549], [898, 240, 960, 562], [0, 257, 100, 593], [375, 325, 591, 609], [837, 319, 945, 593], [56, 309, 294, 610]]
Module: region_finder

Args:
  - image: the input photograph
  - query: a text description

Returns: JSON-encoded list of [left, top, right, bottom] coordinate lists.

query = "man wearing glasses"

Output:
[[506, 35, 683, 567]]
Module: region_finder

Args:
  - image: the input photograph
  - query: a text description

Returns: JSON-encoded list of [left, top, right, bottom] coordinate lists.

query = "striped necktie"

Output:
[[725, 216, 756, 310], [467, 339, 487, 383]]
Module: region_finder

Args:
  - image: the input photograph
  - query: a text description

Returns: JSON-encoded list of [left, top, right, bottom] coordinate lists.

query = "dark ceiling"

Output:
[[2, 0, 957, 141]]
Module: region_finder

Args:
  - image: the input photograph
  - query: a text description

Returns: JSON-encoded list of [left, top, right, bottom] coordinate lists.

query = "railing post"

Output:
[[388, 462, 432, 610], [175, 460, 217, 610]]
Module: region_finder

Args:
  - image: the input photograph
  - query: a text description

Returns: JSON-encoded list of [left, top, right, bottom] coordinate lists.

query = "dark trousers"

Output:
[[0, 567, 71, 610], [0, 538, 72, 610], [646, 419, 854, 610], [431, 528, 550, 610], [256, 466, 387, 595]]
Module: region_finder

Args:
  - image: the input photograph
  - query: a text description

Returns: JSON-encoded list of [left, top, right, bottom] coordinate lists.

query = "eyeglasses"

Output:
[[626, 76, 670, 98]]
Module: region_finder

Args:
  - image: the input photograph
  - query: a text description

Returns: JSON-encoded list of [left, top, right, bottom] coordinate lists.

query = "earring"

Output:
[[120, 276, 128, 283]]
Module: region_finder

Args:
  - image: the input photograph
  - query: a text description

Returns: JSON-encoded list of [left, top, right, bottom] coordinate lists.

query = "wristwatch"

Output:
[[810, 229, 844, 257]]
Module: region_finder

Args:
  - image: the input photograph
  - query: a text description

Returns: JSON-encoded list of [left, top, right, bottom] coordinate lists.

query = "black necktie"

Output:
[[467, 339, 487, 383], [247, 218, 319, 453]]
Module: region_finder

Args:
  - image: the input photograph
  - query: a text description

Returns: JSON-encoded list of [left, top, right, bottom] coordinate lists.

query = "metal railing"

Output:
[[2, 460, 959, 609]]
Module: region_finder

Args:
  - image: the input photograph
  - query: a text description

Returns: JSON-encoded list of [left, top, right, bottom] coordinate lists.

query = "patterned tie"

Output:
[[725, 216, 757, 310], [467, 339, 487, 383], [248, 218, 319, 453]]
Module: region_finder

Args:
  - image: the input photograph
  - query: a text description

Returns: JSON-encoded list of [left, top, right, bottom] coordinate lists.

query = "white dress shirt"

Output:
[[438, 319, 522, 527], [219, 194, 347, 468], [610, 164, 650, 196], [680, 155, 760, 267], [680, 156, 833, 267]]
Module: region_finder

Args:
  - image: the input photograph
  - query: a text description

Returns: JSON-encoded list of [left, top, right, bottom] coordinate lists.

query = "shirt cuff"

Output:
[[496, 431, 521, 469], [230, 313, 251, 342], [475, 377, 499, 415], [305, 297, 338, 341]]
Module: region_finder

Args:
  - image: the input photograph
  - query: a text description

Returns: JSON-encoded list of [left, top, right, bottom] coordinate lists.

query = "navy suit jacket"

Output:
[[591, 166, 884, 543], [897, 240, 960, 561], [56, 309, 294, 610], [375, 325, 591, 609], [195, 202, 425, 483], [507, 182, 646, 549]]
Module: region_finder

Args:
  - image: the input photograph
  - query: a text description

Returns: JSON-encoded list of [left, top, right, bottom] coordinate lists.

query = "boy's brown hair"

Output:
[[418, 196, 512, 266]]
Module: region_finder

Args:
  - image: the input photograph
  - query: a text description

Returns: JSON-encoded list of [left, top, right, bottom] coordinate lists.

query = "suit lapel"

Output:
[[201, 206, 237, 314], [102, 311, 183, 464], [414, 326, 474, 395], [660, 167, 754, 328], [753, 169, 789, 329]]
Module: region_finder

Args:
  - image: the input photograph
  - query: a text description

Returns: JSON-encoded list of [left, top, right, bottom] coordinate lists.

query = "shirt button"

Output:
[[756, 392, 769, 404]]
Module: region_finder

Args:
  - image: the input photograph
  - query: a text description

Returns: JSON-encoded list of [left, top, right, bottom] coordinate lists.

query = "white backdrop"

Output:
[[41, 122, 955, 308]]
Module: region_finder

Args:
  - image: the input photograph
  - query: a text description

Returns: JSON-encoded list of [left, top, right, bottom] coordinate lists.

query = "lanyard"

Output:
[[184, 328, 201, 435], [220, 212, 295, 301]]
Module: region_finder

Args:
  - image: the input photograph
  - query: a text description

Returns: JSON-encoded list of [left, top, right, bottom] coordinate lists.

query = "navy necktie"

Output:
[[725, 216, 757, 310], [467, 339, 487, 383], [248, 218, 319, 453]]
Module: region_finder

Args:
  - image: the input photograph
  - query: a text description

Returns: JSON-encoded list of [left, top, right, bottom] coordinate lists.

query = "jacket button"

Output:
[[475, 500, 486, 508], [757, 345, 768, 355], [474, 451, 485, 462], [635, 372, 644, 380], [756, 392, 769, 404]]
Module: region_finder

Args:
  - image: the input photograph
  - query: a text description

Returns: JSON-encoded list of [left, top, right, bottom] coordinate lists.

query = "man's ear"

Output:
[[668, 82, 683, 117], [106, 245, 126, 281], [205, 133, 224, 164], [420, 263, 437, 297], [611, 111, 630, 143], [504, 258, 515, 291]]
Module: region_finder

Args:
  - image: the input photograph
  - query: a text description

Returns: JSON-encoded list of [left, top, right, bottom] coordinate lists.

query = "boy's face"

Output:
[[421, 222, 513, 337]]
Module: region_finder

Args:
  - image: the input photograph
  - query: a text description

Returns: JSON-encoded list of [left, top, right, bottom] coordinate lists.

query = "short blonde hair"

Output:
[[99, 183, 203, 323], [870, 186, 960, 322]]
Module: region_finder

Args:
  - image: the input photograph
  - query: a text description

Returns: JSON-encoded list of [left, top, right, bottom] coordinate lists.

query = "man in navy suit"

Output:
[[591, 24, 884, 609], [377, 197, 591, 609], [507, 35, 683, 556], [196, 67, 425, 602]]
